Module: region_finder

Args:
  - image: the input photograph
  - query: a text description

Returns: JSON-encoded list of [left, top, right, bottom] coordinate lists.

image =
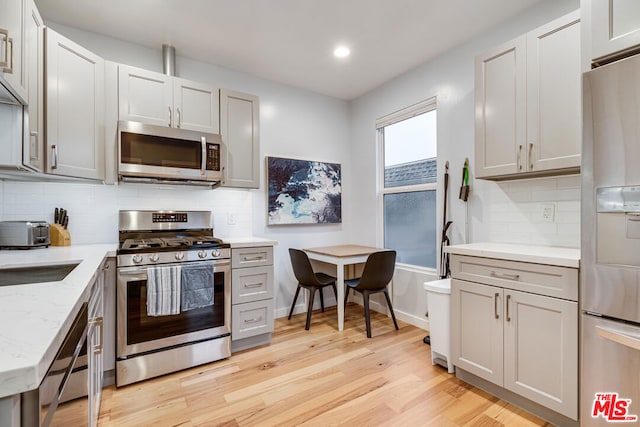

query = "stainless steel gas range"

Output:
[[116, 210, 231, 386]]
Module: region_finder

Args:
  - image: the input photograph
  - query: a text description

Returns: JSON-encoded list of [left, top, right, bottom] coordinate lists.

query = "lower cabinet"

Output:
[[87, 258, 108, 427], [231, 246, 274, 351], [451, 255, 578, 421]]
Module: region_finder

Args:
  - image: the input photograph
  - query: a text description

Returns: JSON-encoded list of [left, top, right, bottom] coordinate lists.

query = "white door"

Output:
[[46, 29, 105, 180], [474, 35, 526, 178], [527, 11, 581, 172], [118, 64, 172, 127], [503, 289, 578, 420], [220, 89, 260, 188], [173, 77, 219, 133], [451, 279, 504, 385], [592, 0, 640, 62]]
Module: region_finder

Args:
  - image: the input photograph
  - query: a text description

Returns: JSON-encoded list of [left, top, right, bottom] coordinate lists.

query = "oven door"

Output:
[[116, 259, 230, 358]]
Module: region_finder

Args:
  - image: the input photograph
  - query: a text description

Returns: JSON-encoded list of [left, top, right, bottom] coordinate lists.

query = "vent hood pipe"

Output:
[[162, 44, 176, 76]]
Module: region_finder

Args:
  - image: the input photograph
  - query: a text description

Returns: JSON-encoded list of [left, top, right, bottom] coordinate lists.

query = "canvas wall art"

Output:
[[267, 156, 342, 225]]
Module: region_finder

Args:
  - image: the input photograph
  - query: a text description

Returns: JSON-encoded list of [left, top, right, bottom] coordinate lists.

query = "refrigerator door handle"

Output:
[[596, 325, 640, 351]]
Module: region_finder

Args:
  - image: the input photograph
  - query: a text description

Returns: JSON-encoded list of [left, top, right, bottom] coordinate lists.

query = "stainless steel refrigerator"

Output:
[[582, 53, 640, 425]]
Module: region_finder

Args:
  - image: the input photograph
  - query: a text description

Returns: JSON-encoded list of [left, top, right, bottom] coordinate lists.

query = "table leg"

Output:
[[337, 262, 344, 331]]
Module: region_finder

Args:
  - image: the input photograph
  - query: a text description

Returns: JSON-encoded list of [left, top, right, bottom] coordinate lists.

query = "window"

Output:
[[377, 99, 437, 269]]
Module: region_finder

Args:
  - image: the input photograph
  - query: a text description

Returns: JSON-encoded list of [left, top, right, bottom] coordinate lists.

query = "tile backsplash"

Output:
[[0, 181, 253, 244], [483, 175, 580, 248]]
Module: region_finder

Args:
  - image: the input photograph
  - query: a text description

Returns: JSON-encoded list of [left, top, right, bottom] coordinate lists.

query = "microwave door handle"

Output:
[[201, 136, 206, 175]]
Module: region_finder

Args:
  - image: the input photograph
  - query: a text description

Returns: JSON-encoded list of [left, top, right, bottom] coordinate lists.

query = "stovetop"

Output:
[[119, 236, 227, 253]]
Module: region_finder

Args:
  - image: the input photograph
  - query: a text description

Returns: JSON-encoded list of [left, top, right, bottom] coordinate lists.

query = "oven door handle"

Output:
[[119, 268, 148, 276]]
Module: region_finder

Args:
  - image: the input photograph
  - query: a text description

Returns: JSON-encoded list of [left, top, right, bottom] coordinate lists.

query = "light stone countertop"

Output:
[[223, 237, 277, 248], [444, 242, 580, 268], [0, 244, 116, 399]]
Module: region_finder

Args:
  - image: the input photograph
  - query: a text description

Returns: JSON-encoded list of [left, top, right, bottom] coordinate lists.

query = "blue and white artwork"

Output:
[[267, 157, 342, 225]]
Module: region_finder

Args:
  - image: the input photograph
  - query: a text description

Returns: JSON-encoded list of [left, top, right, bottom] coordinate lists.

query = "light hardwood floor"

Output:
[[62, 305, 553, 426]]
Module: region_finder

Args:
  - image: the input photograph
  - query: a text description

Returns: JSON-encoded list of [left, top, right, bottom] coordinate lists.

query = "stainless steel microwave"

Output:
[[118, 121, 224, 187]]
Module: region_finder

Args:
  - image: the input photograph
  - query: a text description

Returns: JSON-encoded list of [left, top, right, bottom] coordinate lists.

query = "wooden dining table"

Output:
[[303, 244, 384, 331]]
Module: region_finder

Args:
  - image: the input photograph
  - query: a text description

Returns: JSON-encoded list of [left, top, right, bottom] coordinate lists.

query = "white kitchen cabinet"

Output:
[[451, 254, 578, 421], [87, 266, 104, 427], [24, 0, 43, 171], [220, 89, 260, 188], [102, 258, 116, 375], [231, 245, 274, 351], [0, 0, 27, 103], [118, 64, 219, 133], [475, 11, 581, 179], [591, 0, 640, 62], [45, 28, 105, 180]]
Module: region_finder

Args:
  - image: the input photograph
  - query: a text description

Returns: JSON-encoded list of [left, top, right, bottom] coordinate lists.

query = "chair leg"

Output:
[[319, 286, 325, 312], [363, 290, 372, 338], [332, 283, 338, 300], [288, 285, 302, 320], [305, 287, 316, 330], [383, 288, 399, 330], [344, 287, 350, 308]]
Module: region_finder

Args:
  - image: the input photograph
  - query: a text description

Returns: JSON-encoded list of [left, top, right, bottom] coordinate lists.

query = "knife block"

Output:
[[50, 224, 71, 246]]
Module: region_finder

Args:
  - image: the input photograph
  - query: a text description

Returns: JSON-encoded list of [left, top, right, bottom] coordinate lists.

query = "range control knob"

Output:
[[132, 254, 143, 264], [198, 250, 207, 259], [175, 252, 185, 261], [211, 249, 220, 257], [149, 254, 160, 262]]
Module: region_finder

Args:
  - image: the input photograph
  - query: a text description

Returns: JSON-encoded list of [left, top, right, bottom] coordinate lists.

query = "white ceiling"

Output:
[[34, 0, 544, 100]]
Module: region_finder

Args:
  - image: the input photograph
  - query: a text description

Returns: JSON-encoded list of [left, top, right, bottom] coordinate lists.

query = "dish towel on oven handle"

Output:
[[181, 263, 215, 311], [147, 265, 182, 316]]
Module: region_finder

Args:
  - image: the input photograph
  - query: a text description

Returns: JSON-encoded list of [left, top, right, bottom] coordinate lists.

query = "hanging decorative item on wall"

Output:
[[267, 156, 342, 225]]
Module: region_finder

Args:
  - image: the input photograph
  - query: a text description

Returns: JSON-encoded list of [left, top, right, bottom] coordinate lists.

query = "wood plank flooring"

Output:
[[63, 305, 553, 426]]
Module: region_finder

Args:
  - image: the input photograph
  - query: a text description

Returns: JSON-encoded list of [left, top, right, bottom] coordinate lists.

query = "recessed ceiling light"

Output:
[[333, 46, 351, 58]]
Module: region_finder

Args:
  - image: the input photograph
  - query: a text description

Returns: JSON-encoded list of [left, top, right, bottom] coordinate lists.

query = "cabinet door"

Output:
[[0, 0, 27, 103], [24, 0, 43, 171], [118, 64, 172, 127], [503, 289, 578, 419], [173, 77, 219, 133], [220, 89, 260, 188], [527, 11, 581, 172], [474, 35, 526, 178], [592, 0, 640, 61], [46, 29, 105, 180], [88, 269, 104, 427], [451, 279, 504, 385]]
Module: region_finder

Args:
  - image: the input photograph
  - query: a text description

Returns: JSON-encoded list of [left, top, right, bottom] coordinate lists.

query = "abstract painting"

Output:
[[267, 156, 342, 225]]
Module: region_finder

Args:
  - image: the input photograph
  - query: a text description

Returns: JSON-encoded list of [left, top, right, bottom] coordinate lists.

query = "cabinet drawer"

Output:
[[232, 300, 274, 340], [451, 255, 577, 301], [232, 266, 273, 304], [232, 247, 273, 268]]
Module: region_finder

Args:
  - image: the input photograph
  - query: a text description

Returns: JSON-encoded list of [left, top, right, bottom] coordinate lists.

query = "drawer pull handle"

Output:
[[506, 295, 512, 322], [243, 256, 264, 261], [490, 271, 520, 280], [244, 317, 263, 323], [244, 282, 263, 288], [494, 293, 499, 319]]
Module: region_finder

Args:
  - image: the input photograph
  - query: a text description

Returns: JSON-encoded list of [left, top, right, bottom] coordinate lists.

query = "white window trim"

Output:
[[376, 97, 438, 275]]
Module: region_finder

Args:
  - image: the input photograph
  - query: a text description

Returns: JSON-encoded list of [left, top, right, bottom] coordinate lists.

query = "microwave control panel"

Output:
[[206, 143, 221, 171]]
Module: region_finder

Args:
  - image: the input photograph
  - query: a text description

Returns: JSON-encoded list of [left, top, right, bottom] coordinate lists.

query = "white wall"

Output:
[[349, 0, 580, 327]]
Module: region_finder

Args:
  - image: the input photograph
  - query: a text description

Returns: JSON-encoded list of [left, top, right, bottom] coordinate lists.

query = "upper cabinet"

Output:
[[24, 0, 44, 172], [475, 11, 581, 180], [220, 89, 260, 188], [118, 64, 219, 134], [591, 0, 640, 63], [0, 0, 28, 103], [45, 28, 105, 180]]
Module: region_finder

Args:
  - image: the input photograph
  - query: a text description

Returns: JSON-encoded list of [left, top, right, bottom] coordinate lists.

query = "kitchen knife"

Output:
[[59, 209, 66, 225], [62, 215, 68, 229], [54, 208, 59, 224]]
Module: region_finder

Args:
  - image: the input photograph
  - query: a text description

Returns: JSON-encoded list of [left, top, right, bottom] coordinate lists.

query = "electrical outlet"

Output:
[[542, 204, 555, 223], [227, 212, 237, 225]]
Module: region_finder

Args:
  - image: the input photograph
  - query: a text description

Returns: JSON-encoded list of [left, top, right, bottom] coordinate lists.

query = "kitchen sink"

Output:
[[0, 262, 80, 286]]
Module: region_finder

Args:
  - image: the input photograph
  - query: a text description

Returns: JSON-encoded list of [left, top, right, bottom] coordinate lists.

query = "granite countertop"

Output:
[[0, 244, 116, 398], [444, 242, 580, 268]]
